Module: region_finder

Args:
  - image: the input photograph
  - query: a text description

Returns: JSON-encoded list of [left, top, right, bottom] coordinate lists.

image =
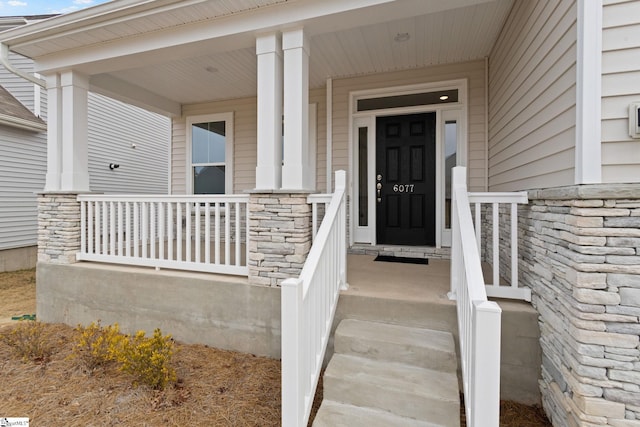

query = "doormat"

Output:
[[374, 255, 428, 265]]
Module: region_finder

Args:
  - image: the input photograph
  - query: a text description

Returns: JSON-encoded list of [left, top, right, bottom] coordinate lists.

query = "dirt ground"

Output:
[[0, 269, 550, 426]]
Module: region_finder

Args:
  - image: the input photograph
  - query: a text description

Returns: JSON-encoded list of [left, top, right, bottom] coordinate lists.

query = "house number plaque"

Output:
[[393, 184, 415, 193]]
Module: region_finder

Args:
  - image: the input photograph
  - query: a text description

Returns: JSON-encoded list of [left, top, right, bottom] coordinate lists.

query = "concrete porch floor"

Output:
[[333, 254, 542, 405]]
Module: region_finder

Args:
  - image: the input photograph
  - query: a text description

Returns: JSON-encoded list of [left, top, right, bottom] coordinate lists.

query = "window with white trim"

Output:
[[187, 112, 233, 194]]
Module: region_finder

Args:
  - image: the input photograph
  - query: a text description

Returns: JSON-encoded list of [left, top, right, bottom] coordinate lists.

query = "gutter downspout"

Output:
[[1, 43, 46, 88]]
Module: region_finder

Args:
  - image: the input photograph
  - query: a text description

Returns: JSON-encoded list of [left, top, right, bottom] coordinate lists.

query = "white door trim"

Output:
[[348, 79, 468, 248]]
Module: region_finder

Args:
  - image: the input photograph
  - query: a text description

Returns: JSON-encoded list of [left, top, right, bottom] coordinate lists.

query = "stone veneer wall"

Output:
[[38, 193, 82, 264], [517, 184, 640, 426], [248, 192, 312, 287]]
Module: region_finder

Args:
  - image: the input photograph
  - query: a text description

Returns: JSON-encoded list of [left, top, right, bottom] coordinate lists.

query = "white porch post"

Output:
[[282, 28, 310, 190], [44, 70, 90, 192], [255, 33, 283, 190]]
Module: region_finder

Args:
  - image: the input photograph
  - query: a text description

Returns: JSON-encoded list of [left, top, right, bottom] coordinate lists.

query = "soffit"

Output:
[[0, 0, 514, 109]]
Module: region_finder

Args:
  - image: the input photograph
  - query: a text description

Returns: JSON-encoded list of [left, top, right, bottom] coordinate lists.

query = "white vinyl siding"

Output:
[[488, 0, 577, 191], [87, 92, 170, 194], [332, 60, 487, 191], [0, 63, 170, 252], [174, 88, 327, 193], [0, 127, 46, 250], [601, 0, 640, 183]]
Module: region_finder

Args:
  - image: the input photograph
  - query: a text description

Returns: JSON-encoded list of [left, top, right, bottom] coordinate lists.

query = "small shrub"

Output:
[[0, 320, 53, 363], [117, 328, 177, 390], [73, 321, 126, 371]]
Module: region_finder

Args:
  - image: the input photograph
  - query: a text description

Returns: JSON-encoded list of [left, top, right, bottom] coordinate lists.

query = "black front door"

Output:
[[376, 113, 436, 246]]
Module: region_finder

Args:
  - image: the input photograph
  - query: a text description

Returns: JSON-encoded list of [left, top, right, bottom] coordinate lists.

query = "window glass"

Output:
[[358, 127, 368, 226], [357, 89, 458, 112], [192, 121, 225, 164], [192, 120, 226, 194], [444, 120, 457, 229]]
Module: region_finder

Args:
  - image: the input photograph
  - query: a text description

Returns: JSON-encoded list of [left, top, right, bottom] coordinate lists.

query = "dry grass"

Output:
[[0, 268, 36, 320], [0, 268, 550, 426]]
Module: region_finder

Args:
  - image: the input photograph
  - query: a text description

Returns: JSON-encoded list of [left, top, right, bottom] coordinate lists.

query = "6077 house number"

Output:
[[392, 184, 415, 193]]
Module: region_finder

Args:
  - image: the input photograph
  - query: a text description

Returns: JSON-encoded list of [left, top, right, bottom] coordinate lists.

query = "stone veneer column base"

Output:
[[38, 193, 82, 264], [248, 191, 312, 287], [518, 184, 640, 427]]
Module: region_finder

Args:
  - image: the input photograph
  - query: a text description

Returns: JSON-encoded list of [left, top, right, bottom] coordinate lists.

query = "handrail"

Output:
[[281, 170, 347, 427], [450, 166, 501, 427], [77, 194, 249, 275]]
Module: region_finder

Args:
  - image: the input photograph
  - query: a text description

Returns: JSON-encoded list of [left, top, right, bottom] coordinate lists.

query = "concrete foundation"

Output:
[[36, 262, 282, 357], [0, 246, 37, 272]]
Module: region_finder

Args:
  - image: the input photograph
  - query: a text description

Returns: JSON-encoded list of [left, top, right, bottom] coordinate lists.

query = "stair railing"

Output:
[[449, 166, 502, 427], [281, 170, 348, 427]]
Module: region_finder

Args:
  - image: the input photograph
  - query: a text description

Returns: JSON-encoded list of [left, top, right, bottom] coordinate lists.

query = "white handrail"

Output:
[[450, 167, 501, 427], [77, 194, 249, 275], [281, 170, 347, 427]]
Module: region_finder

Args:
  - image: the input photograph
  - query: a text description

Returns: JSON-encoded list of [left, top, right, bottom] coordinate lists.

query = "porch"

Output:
[[35, 252, 541, 405]]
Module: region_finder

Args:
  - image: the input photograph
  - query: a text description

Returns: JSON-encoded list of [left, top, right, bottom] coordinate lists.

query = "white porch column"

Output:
[[44, 70, 90, 192], [282, 28, 310, 190], [255, 33, 283, 190]]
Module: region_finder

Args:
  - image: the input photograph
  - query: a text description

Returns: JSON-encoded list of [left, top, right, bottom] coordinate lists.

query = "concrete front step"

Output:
[[322, 354, 460, 426], [334, 319, 457, 372], [313, 400, 447, 427]]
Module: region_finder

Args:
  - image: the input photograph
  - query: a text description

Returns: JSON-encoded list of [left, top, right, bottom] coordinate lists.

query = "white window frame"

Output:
[[348, 79, 467, 248], [186, 112, 234, 194]]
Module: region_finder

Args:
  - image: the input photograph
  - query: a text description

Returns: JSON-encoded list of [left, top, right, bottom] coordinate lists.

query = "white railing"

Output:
[[77, 194, 249, 275], [281, 170, 347, 427], [449, 167, 501, 427], [307, 193, 331, 240], [468, 191, 530, 301]]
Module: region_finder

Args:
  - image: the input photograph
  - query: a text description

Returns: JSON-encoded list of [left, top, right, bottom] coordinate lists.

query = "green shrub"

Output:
[[0, 320, 53, 363]]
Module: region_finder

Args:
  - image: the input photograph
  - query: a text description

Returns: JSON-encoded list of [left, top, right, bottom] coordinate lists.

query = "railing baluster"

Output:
[[177, 202, 182, 262], [194, 202, 201, 263], [94, 202, 101, 254], [167, 203, 174, 261], [205, 202, 211, 264], [235, 202, 241, 266], [159, 202, 165, 262], [186, 202, 191, 262], [492, 202, 499, 288], [225, 202, 231, 266], [125, 202, 131, 257], [75, 195, 249, 275], [214, 202, 221, 265]]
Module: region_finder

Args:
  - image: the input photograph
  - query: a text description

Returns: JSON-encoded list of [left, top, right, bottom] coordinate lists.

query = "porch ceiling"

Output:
[[0, 0, 513, 112]]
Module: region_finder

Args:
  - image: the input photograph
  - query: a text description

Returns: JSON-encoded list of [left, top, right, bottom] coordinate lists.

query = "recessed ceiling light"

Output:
[[394, 32, 410, 43], [439, 95, 449, 101]]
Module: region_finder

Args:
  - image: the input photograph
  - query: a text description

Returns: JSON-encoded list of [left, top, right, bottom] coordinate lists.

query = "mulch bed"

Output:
[[0, 269, 550, 426]]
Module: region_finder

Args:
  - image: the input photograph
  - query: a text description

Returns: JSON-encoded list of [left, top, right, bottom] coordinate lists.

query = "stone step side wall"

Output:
[[519, 184, 640, 427]]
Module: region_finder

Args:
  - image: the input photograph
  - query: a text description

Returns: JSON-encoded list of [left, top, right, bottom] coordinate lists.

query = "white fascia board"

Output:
[[89, 74, 181, 117], [0, 113, 47, 132]]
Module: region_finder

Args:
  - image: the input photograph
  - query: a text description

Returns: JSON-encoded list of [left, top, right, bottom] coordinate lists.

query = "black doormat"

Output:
[[374, 255, 428, 265]]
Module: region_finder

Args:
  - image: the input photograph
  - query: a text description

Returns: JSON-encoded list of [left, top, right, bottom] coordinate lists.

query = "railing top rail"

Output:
[[307, 193, 332, 204], [467, 192, 528, 204], [77, 194, 250, 202], [291, 171, 346, 295], [454, 185, 490, 303]]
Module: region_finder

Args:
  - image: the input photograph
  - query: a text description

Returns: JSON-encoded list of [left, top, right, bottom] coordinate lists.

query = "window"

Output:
[[187, 113, 233, 194]]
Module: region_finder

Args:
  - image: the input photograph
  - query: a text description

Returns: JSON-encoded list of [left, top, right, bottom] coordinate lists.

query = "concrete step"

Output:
[[323, 354, 459, 426], [334, 319, 456, 373], [313, 400, 446, 427]]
